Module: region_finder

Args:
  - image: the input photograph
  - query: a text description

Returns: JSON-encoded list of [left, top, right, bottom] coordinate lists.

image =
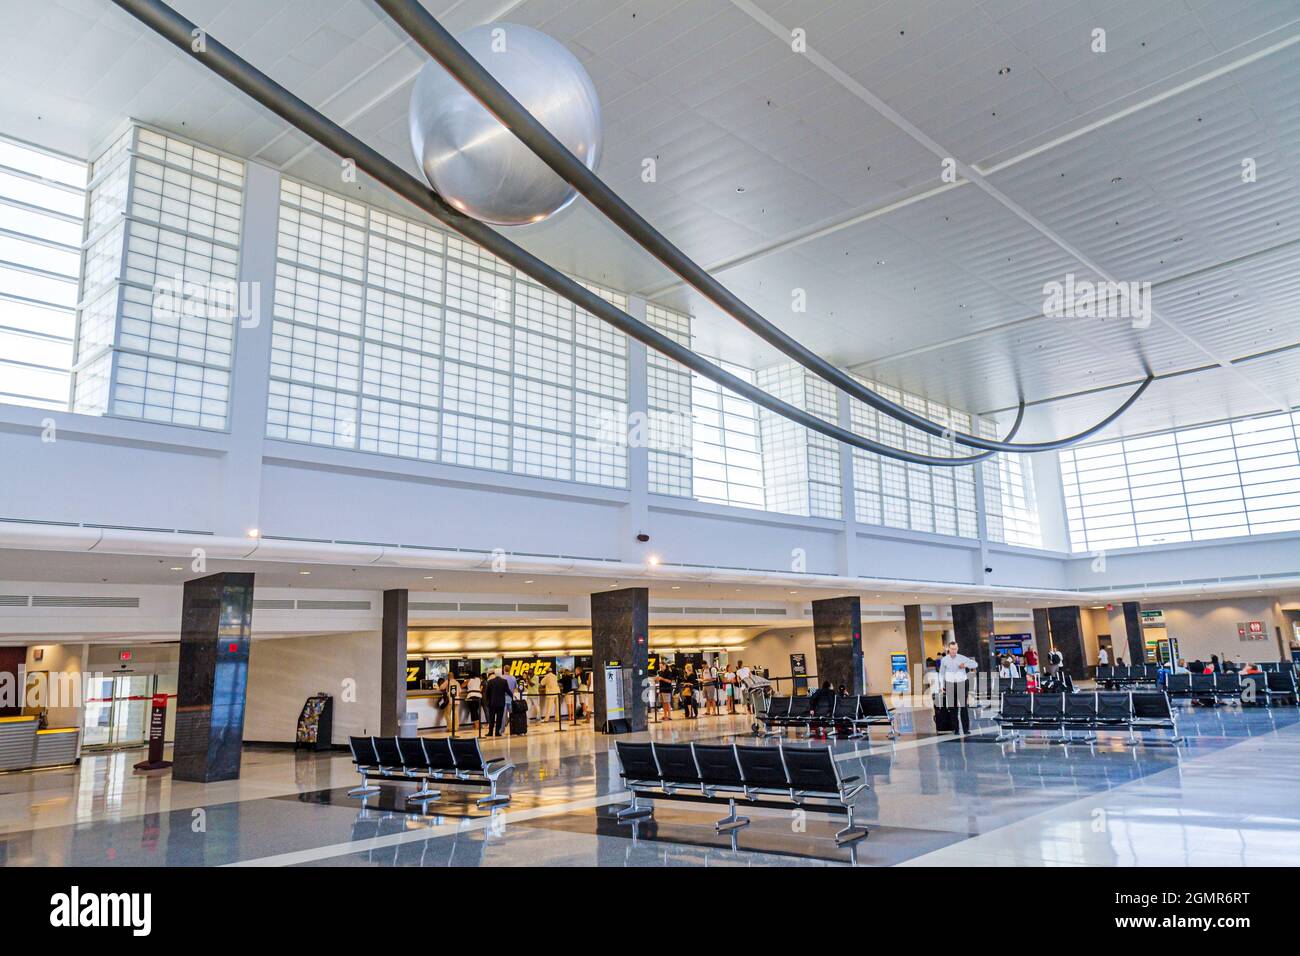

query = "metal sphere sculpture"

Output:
[[409, 23, 602, 226]]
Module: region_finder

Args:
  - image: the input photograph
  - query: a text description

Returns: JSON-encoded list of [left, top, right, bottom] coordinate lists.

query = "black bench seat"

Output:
[[996, 691, 1182, 745], [757, 693, 898, 740], [614, 741, 868, 846], [348, 735, 514, 807]]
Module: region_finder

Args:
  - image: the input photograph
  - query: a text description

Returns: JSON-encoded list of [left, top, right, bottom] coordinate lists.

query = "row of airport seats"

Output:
[[757, 694, 898, 739], [996, 690, 1181, 744], [1096, 664, 1159, 684], [1165, 671, 1297, 704], [348, 735, 514, 807], [614, 740, 868, 845]]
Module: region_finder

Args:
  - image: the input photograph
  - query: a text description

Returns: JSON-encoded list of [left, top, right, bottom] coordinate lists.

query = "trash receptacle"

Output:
[[398, 712, 418, 737]]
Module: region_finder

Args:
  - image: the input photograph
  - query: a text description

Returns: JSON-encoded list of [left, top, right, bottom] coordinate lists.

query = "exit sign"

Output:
[[119, 650, 132, 662]]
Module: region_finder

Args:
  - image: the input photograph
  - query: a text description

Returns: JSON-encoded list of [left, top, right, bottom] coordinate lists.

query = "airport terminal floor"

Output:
[[6, 701, 1300, 868]]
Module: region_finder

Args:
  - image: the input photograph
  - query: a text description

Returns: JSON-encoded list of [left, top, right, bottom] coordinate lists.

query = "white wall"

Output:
[[244, 631, 381, 745], [1106, 597, 1286, 665]]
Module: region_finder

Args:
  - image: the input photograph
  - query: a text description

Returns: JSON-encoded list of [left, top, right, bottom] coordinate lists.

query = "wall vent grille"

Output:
[[295, 600, 372, 611], [0, 595, 29, 607], [32, 595, 139, 608], [252, 599, 295, 611]]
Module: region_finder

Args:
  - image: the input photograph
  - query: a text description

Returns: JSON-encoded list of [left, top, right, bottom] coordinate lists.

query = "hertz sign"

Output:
[[503, 658, 555, 679]]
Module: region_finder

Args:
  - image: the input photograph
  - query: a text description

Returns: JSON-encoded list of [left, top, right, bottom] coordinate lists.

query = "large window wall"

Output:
[[848, 377, 980, 538], [0, 134, 86, 409], [71, 124, 244, 429], [1060, 411, 1300, 551], [267, 178, 635, 488]]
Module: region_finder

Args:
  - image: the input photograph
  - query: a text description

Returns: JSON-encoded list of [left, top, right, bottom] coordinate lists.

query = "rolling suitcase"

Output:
[[933, 705, 953, 733], [509, 698, 529, 735]]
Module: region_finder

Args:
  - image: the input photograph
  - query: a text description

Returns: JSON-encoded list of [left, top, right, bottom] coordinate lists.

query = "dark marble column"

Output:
[[173, 572, 253, 783], [1048, 606, 1087, 679], [381, 589, 408, 736], [904, 604, 925, 684], [591, 588, 649, 733], [1032, 608, 1052, 664], [1122, 601, 1146, 664], [951, 601, 993, 673], [811, 596, 864, 694]]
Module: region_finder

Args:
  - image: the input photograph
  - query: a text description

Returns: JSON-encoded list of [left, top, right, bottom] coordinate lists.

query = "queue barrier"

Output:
[[348, 735, 514, 808], [614, 740, 868, 846], [1165, 671, 1297, 705], [995, 690, 1182, 745], [756, 694, 898, 740]]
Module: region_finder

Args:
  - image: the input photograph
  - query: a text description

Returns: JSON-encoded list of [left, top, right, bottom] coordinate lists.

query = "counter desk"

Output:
[[0, 716, 79, 771]]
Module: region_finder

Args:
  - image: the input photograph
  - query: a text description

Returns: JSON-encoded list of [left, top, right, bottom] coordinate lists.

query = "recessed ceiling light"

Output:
[[524, 579, 534, 584], [169, 567, 183, 572], [299, 570, 311, 575], [648, 555, 660, 566], [423, 576, 433, 580], [671, 586, 681, 590], [246, 528, 260, 538]]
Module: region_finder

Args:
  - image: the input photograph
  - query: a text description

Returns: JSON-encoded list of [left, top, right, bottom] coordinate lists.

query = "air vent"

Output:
[[295, 600, 372, 611], [0, 595, 28, 607], [32, 595, 139, 608], [252, 599, 295, 611], [410, 602, 459, 612], [515, 604, 569, 613], [458, 603, 517, 613], [651, 605, 787, 616]]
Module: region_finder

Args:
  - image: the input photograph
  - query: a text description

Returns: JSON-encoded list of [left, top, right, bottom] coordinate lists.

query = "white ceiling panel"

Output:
[[0, 0, 1295, 443]]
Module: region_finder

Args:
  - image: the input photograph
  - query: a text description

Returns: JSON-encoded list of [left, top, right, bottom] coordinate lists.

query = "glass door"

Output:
[[81, 674, 155, 749]]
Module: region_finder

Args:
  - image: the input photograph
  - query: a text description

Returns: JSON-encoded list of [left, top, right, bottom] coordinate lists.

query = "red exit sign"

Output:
[[119, 650, 132, 662]]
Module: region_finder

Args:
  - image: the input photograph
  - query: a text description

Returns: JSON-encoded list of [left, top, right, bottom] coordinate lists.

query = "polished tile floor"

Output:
[[2, 702, 1299, 867]]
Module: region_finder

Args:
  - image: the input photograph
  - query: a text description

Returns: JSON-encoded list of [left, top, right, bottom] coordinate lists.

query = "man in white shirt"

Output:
[[937, 641, 978, 734], [1098, 647, 1110, 667]]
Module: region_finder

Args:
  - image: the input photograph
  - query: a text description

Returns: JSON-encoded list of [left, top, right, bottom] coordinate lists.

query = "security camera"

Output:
[[636, 533, 650, 543]]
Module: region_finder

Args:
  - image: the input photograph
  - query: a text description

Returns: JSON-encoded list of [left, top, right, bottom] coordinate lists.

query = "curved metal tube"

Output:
[[110, 0, 1027, 468], [374, 0, 1152, 453]]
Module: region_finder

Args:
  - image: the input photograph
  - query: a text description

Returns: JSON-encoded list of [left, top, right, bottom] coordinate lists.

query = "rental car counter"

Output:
[[0, 716, 79, 770]]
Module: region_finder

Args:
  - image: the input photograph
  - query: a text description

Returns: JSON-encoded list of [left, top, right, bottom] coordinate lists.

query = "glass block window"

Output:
[[267, 179, 628, 487], [754, 364, 840, 518], [0, 133, 87, 410], [70, 125, 243, 428], [1060, 411, 1300, 552], [692, 356, 764, 509], [848, 376, 980, 538], [645, 302, 693, 497], [982, 418, 1042, 548]]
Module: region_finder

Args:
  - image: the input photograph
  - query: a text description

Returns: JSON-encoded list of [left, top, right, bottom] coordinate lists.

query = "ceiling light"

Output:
[[997, 66, 1011, 76], [423, 575, 433, 580], [246, 528, 260, 538], [875, 259, 885, 265], [647, 555, 660, 566], [299, 571, 311, 576], [524, 579, 534, 584], [671, 586, 681, 590], [169, 567, 183, 572]]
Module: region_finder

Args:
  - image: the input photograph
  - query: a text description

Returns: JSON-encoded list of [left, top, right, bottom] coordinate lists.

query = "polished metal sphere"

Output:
[[409, 23, 602, 226]]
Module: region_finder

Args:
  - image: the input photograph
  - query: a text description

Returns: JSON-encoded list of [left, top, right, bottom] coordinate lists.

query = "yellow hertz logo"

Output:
[[506, 660, 553, 678], [406, 666, 421, 683]]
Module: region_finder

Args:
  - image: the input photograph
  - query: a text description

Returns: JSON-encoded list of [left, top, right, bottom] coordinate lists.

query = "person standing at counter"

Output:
[[464, 674, 483, 735], [539, 668, 560, 722], [484, 670, 510, 737]]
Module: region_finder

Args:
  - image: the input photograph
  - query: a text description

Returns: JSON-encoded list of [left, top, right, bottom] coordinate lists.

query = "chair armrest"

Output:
[[483, 756, 507, 766], [840, 775, 861, 784]]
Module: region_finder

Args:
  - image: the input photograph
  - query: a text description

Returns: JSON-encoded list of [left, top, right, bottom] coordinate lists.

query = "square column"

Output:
[[904, 604, 926, 677], [1031, 608, 1052, 664], [811, 596, 864, 694], [951, 601, 993, 673], [1121, 601, 1146, 664], [591, 588, 649, 732], [1048, 606, 1087, 679], [381, 589, 408, 736], [173, 572, 253, 783]]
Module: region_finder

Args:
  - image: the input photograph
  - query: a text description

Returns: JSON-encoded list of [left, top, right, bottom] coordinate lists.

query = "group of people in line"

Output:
[[648, 660, 764, 721], [433, 667, 594, 737]]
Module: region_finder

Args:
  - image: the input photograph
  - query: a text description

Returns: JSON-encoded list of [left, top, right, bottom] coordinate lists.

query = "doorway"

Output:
[[82, 673, 155, 749]]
